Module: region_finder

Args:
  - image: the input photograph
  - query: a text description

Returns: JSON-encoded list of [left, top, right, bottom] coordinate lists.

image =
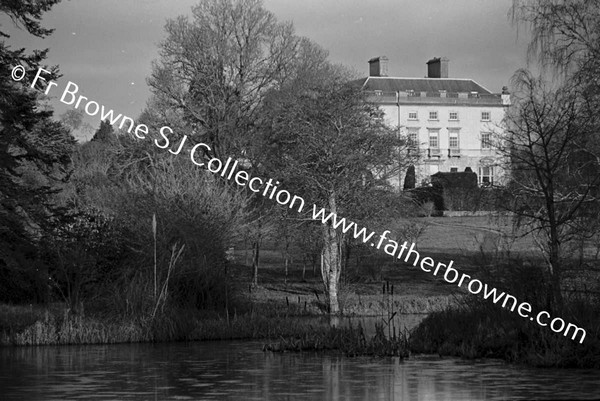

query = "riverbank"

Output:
[[0, 304, 332, 346], [3, 215, 599, 369], [409, 300, 600, 368], [407, 258, 600, 368], [0, 303, 414, 360]]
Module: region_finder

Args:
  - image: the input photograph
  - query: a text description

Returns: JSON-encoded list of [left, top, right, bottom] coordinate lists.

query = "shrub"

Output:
[[409, 258, 600, 368]]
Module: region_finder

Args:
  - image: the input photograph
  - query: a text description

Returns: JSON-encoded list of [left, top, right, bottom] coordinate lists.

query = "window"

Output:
[[481, 111, 491, 121], [479, 166, 494, 185], [429, 131, 439, 148], [408, 128, 419, 148], [481, 132, 492, 149], [448, 129, 460, 156], [449, 135, 459, 148], [408, 111, 418, 120], [448, 130, 459, 148], [429, 111, 438, 120], [449, 111, 458, 121], [428, 130, 440, 157]]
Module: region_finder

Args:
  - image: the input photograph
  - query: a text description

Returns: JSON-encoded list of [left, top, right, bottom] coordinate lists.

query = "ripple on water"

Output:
[[1, 340, 599, 400]]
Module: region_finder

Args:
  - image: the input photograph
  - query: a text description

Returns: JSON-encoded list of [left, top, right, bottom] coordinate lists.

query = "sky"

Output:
[[1, 0, 531, 141]]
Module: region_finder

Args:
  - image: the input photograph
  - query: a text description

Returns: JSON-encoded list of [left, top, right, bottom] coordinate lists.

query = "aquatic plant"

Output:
[[264, 322, 409, 357]]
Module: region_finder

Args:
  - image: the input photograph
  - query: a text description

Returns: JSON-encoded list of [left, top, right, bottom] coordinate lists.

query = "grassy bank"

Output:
[[0, 304, 336, 346], [4, 215, 599, 368], [409, 284, 600, 368], [410, 304, 600, 368]]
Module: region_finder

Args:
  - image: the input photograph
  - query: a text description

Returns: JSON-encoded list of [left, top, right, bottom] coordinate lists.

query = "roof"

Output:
[[355, 76, 493, 94]]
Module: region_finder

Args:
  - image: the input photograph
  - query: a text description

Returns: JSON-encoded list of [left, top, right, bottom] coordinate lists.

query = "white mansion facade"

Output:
[[358, 56, 510, 189]]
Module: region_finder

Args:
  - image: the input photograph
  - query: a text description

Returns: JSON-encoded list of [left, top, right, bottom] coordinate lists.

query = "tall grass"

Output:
[[264, 321, 409, 357], [0, 304, 339, 346]]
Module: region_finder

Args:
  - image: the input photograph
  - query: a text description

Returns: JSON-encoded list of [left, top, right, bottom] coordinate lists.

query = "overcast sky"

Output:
[[1, 0, 530, 140]]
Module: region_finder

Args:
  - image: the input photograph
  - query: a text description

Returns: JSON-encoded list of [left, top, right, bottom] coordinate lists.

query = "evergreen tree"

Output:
[[403, 165, 416, 190], [0, 0, 75, 302], [91, 120, 115, 143]]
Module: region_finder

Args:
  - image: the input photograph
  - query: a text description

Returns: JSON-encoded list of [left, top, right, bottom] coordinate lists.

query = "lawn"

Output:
[[230, 214, 600, 316]]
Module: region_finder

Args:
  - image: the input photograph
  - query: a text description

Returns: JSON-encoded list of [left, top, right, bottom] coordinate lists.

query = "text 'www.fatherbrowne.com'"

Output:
[[311, 204, 586, 343]]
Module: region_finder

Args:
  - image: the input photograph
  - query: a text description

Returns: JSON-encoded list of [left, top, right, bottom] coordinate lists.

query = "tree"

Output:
[[144, 0, 329, 288], [259, 66, 411, 314], [244, 208, 276, 287], [91, 120, 116, 143], [510, 1, 600, 154], [511, 0, 600, 77], [59, 109, 94, 140], [0, 0, 75, 302], [403, 165, 416, 190], [510, 1, 600, 309], [497, 70, 600, 309], [60, 109, 84, 131], [147, 0, 303, 160], [0, 1, 60, 38]]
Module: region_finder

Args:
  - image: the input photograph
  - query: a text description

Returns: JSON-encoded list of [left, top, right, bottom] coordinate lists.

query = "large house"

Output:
[[357, 56, 510, 189]]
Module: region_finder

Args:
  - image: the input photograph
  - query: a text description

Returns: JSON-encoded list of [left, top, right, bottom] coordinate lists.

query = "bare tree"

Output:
[[258, 65, 413, 314], [497, 70, 600, 308], [511, 0, 600, 75], [147, 0, 304, 160], [510, 1, 600, 124]]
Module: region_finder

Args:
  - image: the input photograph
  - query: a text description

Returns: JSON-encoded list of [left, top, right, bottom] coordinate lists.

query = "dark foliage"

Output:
[[0, 0, 75, 303], [91, 120, 116, 143], [403, 165, 416, 190]]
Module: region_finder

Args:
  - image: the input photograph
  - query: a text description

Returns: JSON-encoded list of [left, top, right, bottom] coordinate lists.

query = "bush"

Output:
[[408, 186, 444, 214], [409, 259, 600, 367], [403, 165, 416, 190], [55, 134, 251, 318]]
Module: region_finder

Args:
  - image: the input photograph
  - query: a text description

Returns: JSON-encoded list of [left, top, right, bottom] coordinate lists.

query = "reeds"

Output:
[[0, 305, 335, 346], [7, 312, 148, 346], [264, 321, 409, 357]]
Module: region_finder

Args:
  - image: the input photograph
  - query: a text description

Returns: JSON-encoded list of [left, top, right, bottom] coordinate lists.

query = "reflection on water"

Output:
[[1, 334, 599, 400]]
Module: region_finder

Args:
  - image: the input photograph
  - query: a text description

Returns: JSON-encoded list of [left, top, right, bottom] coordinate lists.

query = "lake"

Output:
[[1, 337, 599, 400]]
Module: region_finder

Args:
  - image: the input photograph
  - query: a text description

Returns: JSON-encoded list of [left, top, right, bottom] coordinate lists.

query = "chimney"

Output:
[[369, 56, 388, 77], [426, 57, 449, 78], [501, 86, 511, 105]]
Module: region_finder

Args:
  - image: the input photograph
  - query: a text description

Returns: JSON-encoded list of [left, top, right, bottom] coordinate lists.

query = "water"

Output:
[[1, 339, 599, 400]]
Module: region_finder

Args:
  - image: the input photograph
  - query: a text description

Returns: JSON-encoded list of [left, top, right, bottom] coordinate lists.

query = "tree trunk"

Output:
[[251, 239, 260, 287], [344, 240, 351, 273], [320, 192, 343, 315], [545, 181, 563, 310], [548, 236, 563, 310], [284, 236, 290, 286], [302, 255, 306, 281], [251, 220, 263, 287]]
